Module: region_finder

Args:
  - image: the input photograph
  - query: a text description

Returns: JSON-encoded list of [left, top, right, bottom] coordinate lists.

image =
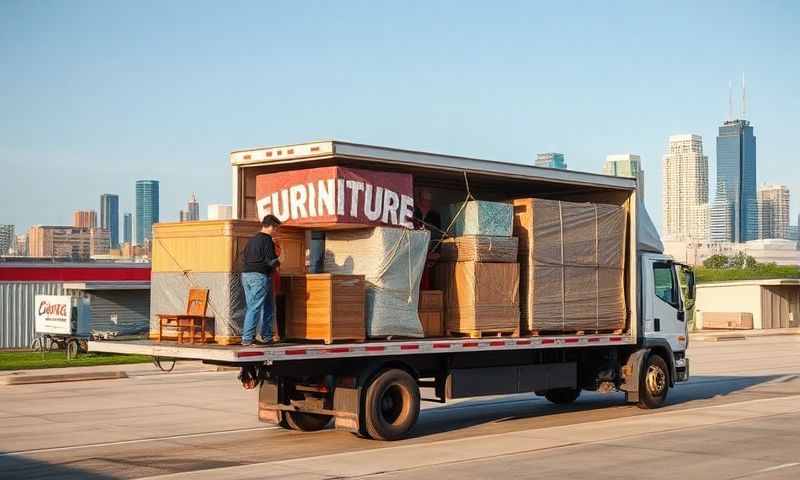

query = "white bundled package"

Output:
[[324, 227, 430, 338]]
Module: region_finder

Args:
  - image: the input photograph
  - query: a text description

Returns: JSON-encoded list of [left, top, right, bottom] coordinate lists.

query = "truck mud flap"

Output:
[[620, 348, 648, 403], [258, 381, 361, 432]]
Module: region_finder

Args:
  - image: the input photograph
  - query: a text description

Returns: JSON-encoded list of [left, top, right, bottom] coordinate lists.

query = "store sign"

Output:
[[256, 166, 414, 228], [34, 295, 73, 335]]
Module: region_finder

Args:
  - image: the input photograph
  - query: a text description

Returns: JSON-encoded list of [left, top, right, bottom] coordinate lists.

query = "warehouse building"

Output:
[[695, 279, 800, 330], [0, 262, 150, 349]]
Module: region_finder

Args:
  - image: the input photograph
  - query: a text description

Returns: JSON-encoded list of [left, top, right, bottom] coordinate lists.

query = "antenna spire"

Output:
[[741, 73, 747, 120], [728, 80, 733, 121]]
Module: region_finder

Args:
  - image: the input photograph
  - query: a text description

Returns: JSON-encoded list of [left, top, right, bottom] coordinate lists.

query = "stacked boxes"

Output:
[[513, 199, 627, 333], [150, 220, 305, 344], [323, 227, 430, 338], [418, 290, 445, 337], [435, 201, 520, 336]]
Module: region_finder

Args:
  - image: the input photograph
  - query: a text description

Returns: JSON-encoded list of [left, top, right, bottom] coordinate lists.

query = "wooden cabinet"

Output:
[[285, 274, 366, 344], [419, 290, 444, 337]]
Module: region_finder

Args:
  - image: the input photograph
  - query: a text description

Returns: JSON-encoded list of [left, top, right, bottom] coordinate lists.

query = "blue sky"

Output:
[[2, 1, 799, 234]]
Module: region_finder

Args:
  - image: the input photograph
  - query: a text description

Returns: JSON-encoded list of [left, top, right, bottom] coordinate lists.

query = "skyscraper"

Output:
[[135, 180, 159, 245], [535, 152, 567, 169], [0, 224, 14, 255], [603, 154, 645, 198], [709, 183, 734, 242], [73, 210, 97, 229], [758, 184, 790, 239], [187, 193, 199, 221], [715, 119, 757, 242], [208, 204, 233, 220], [123, 212, 133, 244], [662, 135, 709, 241], [100, 193, 120, 248]]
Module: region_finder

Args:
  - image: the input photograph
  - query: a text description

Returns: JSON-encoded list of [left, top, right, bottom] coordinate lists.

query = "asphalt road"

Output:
[[1, 336, 800, 479]]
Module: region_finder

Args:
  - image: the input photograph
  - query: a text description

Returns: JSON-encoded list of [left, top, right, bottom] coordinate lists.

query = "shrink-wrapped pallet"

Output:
[[434, 262, 520, 335], [446, 200, 513, 237], [513, 198, 626, 333], [438, 236, 518, 263], [323, 227, 430, 338]]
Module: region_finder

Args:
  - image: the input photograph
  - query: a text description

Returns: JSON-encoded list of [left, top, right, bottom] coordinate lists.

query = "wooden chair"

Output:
[[156, 288, 215, 343]]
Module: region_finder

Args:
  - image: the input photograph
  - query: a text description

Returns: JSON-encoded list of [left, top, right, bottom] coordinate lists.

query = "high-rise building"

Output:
[[15, 234, 28, 256], [135, 180, 159, 245], [0, 224, 14, 255], [187, 193, 199, 221], [179, 210, 189, 222], [208, 204, 233, 220], [28, 226, 92, 259], [662, 134, 709, 241], [758, 184, 790, 239], [716, 119, 757, 242], [710, 183, 734, 242], [603, 154, 645, 198], [90, 228, 111, 256], [123, 212, 133, 244], [73, 210, 97, 229], [535, 152, 567, 169], [100, 193, 120, 248]]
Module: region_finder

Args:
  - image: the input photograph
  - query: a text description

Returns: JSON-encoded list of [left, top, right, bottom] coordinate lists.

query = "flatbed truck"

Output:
[[90, 141, 693, 440]]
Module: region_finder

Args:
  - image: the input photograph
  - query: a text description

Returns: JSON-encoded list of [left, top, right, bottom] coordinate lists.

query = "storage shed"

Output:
[[695, 279, 800, 330]]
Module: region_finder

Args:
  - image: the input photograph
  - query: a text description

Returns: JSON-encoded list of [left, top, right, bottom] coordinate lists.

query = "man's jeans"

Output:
[[241, 272, 273, 343]]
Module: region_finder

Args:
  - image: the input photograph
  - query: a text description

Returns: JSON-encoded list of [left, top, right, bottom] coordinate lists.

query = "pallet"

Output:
[[523, 328, 624, 337], [215, 335, 243, 346], [281, 336, 365, 345], [447, 328, 519, 339]]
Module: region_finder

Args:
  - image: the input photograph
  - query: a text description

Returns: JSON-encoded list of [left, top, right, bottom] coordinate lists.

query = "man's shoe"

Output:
[[241, 340, 254, 346], [253, 339, 274, 346]]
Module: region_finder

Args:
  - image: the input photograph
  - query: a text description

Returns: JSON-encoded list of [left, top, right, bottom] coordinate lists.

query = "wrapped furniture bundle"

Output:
[[446, 200, 513, 237], [434, 261, 520, 336], [513, 198, 627, 333], [438, 235, 518, 263], [323, 227, 430, 338], [150, 220, 305, 344]]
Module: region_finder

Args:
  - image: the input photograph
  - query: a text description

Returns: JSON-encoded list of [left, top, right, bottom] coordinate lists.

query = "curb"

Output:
[[1, 371, 129, 386]]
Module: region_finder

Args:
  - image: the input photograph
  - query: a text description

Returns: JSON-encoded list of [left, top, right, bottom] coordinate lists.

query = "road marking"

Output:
[[0, 425, 280, 457], [752, 462, 800, 474]]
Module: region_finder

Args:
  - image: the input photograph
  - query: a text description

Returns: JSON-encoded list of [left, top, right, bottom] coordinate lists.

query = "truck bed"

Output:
[[89, 332, 635, 365]]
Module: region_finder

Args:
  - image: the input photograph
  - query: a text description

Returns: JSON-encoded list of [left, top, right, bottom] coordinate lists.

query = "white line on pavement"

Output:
[[0, 425, 280, 457]]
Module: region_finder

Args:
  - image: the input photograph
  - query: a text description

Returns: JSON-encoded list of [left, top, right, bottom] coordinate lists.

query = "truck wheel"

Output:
[[364, 369, 420, 441], [544, 387, 581, 405], [283, 411, 332, 432], [638, 353, 669, 409]]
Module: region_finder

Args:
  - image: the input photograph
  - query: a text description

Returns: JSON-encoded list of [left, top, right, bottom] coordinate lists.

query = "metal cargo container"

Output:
[[1, 281, 65, 349]]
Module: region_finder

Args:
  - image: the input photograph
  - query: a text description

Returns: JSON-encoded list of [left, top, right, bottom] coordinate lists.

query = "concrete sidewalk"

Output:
[[0, 360, 218, 385], [690, 327, 800, 342]]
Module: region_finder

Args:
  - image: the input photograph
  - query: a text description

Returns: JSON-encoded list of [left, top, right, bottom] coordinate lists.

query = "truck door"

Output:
[[644, 257, 686, 352]]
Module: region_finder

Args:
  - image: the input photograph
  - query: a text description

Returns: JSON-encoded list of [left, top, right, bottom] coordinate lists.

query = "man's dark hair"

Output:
[[262, 214, 282, 227]]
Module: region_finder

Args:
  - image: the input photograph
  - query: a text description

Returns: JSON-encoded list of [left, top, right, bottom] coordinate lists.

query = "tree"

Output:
[[703, 254, 729, 269]]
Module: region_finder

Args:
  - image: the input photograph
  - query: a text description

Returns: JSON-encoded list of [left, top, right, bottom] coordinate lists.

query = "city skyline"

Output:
[[2, 2, 799, 234]]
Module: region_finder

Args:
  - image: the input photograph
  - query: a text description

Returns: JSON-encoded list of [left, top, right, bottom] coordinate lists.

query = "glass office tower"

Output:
[[715, 119, 757, 242], [135, 180, 159, 245], [100, 193, 120, 248]]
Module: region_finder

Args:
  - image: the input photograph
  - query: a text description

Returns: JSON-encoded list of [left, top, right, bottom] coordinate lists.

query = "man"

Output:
[[241, 214, 281, 346]]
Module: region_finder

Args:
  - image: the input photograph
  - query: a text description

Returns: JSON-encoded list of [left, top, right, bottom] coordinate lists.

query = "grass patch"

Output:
[[0, 351, 152, 371]]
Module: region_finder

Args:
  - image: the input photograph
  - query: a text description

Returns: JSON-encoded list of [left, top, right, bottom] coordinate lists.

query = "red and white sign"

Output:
[[34, 295, 73, 335], [256, 166, 414, 228]]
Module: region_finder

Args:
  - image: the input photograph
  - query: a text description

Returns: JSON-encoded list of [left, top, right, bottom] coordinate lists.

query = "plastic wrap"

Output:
[[447, 200, 513, 236], [438, 235, 518, 263], [149, 272, 245, 342], [514, 198, 626, 333], [324, 227, 430, 338], [434, 262, 520, 333]]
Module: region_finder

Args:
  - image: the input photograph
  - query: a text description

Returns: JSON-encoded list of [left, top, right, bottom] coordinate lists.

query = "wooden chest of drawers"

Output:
[[285, 274, 366, 344]]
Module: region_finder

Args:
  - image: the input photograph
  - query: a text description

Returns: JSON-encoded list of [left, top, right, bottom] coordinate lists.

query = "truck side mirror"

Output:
[[685, 269, 696, 301]]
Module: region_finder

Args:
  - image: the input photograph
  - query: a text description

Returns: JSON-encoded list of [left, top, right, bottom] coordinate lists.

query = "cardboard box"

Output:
[[419, 290, 444, 337], [438, 236, 518, 263], [434, 262, 520, 335], [152, 220, 306, 276], [285, 274, 366, 344]]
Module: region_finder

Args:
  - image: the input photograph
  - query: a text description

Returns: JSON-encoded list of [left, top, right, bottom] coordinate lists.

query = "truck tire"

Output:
[[544, 387, 581, 405], [283, 411, 332, 432], [638, 353, 670, 409], [363, 369, 420, 441]]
